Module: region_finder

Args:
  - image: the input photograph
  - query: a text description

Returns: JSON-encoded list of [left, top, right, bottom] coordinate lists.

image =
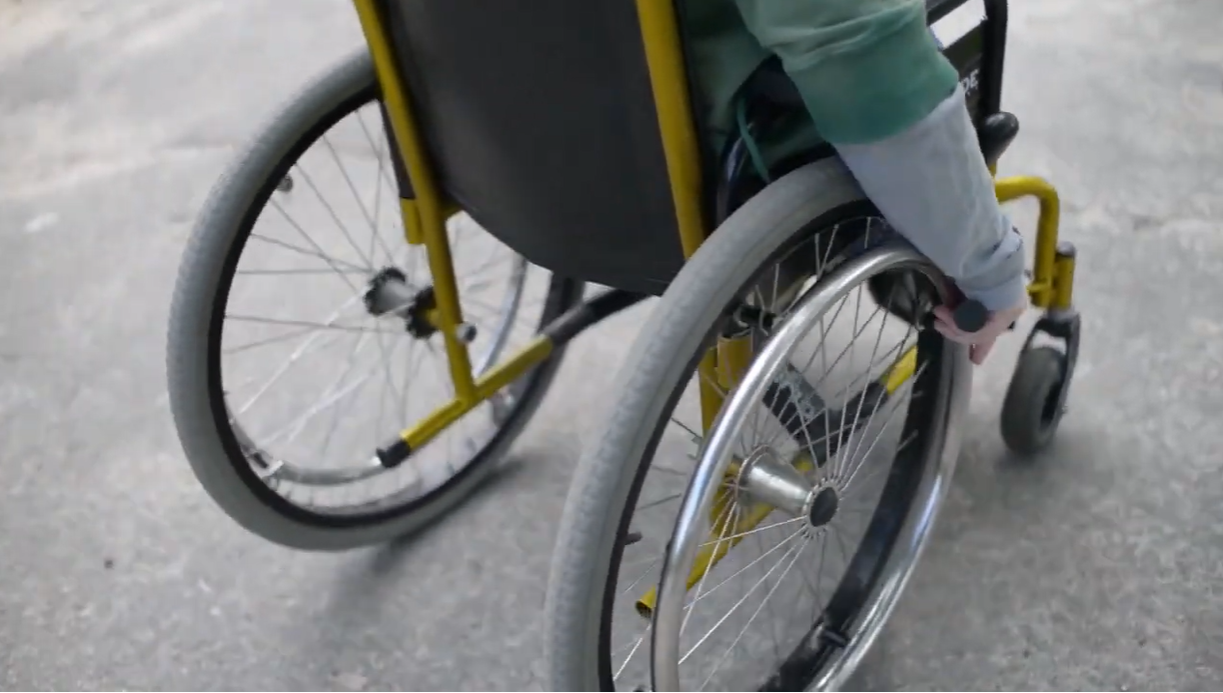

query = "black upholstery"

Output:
[[383, 0, 685, 295]]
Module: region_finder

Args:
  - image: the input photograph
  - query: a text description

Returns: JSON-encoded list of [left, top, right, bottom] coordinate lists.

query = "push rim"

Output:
[[595, 216, 959, 691]]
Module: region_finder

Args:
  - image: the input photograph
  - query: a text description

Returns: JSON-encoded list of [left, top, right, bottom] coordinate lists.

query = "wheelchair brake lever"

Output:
[[951, 298, 989, 332]]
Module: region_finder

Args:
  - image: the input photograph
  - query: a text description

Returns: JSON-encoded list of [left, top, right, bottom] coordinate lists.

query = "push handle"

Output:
[[980, 0, 1009, 117], [939, 281, 992, 333], [951, 299, 990, 332]]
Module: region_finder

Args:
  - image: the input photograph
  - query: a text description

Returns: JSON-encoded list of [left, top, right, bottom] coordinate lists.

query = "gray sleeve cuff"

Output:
[[954, 225, 1028, 312], [830, 82, 1028, 313]]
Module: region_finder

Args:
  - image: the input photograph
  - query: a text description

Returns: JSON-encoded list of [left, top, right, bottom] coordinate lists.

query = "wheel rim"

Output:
[[596, 221, 970, 691], [206, 89, 558, 522]]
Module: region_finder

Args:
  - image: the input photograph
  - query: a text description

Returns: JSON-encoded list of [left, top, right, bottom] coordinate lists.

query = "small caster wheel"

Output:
[[1000, 345, 1067, 455]]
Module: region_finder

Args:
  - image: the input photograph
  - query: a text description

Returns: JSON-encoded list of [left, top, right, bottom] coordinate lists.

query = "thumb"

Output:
[[970, 337, 997, 365]]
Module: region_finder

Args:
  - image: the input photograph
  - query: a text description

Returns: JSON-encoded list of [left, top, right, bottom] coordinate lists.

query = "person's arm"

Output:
[[733, 0, 1028, 362], [834, 83, 1027, 315]]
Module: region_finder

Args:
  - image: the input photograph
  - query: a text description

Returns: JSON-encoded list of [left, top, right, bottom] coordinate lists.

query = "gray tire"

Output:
[[999, 345, 1066, 455], [544, 158, 971, 690], [166, 50, 581, 551]]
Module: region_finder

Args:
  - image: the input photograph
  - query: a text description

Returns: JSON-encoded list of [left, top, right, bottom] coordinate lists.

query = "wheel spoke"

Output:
[[697, 535, 812, 691], [321, 133, 397, 265], [236, 267, 368, 276], [289, 164, 374, 270], [680, 529, 808, 665], [225, 313, 402, 336], [247, 231, 369, 274], [353, 109, 391, 267], [680, 499, 741, 636], [683, 521, 807, 612], [269, 198, 368, 293], [838, 363, 925, 493]]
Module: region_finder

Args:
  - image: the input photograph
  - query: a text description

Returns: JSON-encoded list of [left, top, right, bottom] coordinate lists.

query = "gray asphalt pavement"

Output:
[[3, 0, 1222, 690]]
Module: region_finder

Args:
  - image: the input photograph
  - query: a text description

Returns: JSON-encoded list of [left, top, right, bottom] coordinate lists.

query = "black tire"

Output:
[[166, 50, 583, 550], [999, 345, 1066, 455]]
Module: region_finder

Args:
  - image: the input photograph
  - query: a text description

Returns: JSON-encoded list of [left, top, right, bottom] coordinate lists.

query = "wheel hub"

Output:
[[363, 266, 440, 339], [737, 447, 843, 529], [805, 486, 839, 527]]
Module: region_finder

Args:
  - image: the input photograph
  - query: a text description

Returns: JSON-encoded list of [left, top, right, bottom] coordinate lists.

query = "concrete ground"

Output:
[[2, 0, 1221, 690]]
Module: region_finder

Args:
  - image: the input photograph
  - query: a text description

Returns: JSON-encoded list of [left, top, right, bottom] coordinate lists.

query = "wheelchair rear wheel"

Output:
[[545, 160, 971, 691], [166, 50, 583, 550]]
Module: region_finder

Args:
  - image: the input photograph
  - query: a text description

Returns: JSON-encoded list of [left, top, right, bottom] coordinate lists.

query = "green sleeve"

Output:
[[732, 0, 959, 144]]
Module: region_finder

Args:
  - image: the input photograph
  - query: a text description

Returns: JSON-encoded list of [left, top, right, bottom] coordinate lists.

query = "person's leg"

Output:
[[733, 0, 1026, 363]]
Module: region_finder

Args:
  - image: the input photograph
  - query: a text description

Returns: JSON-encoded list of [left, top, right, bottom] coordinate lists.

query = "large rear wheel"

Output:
[[166, 51, 583, 550], [545, 160, 971, 691]]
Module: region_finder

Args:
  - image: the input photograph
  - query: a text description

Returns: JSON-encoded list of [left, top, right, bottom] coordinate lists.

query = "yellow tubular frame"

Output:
[[353, 0, 1077, 627], [994, 175, 1068, 310], [352, 0, 474, 404], [352, 0, 719, 459], [351, 0, 560, 456], [633, 0, 709, 259], [636, 0, 758, 431], [352, 0, 1074, 510]]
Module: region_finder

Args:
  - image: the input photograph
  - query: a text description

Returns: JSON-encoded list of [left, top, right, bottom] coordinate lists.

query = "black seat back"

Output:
[[383, 0, 689, 295]]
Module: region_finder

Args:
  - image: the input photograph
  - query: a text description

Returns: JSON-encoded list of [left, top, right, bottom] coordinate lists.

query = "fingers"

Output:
[[934, 315, 998, 364], [932, 305, 971, 344], [970, 338, 996, 365], [932, 315, 964, 343], [931, 303, 1022, 366]]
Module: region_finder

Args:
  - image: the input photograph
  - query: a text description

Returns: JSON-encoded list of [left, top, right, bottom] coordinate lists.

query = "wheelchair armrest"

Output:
[[978, 111, 1019, 168]]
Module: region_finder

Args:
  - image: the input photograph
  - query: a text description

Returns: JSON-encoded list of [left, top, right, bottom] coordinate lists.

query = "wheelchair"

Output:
[[165, 0, 1081, 688]]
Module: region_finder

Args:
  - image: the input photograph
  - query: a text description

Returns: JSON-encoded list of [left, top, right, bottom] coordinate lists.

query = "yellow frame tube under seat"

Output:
[[635, 0, 736, 437], [397, 337, 554, 451], [716, 337, 755, 392], [994, 175, 1063, 310], [634, 0, 709, 260], [882, 343, 918, 395], [353, 0, 559, 463], [352, 0, 476, 403]]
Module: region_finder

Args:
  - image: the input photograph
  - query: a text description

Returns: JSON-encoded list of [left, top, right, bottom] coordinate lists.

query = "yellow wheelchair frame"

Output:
[[348, 0, 1077, 473], [141, 0, 1090, 682]]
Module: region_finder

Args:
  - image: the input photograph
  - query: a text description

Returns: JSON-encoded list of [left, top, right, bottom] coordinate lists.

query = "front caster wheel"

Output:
[[999, 345, 1067, 455]]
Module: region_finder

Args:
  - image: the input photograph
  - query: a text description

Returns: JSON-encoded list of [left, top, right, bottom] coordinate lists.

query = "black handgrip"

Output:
[[952, 299, 990, 333]]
